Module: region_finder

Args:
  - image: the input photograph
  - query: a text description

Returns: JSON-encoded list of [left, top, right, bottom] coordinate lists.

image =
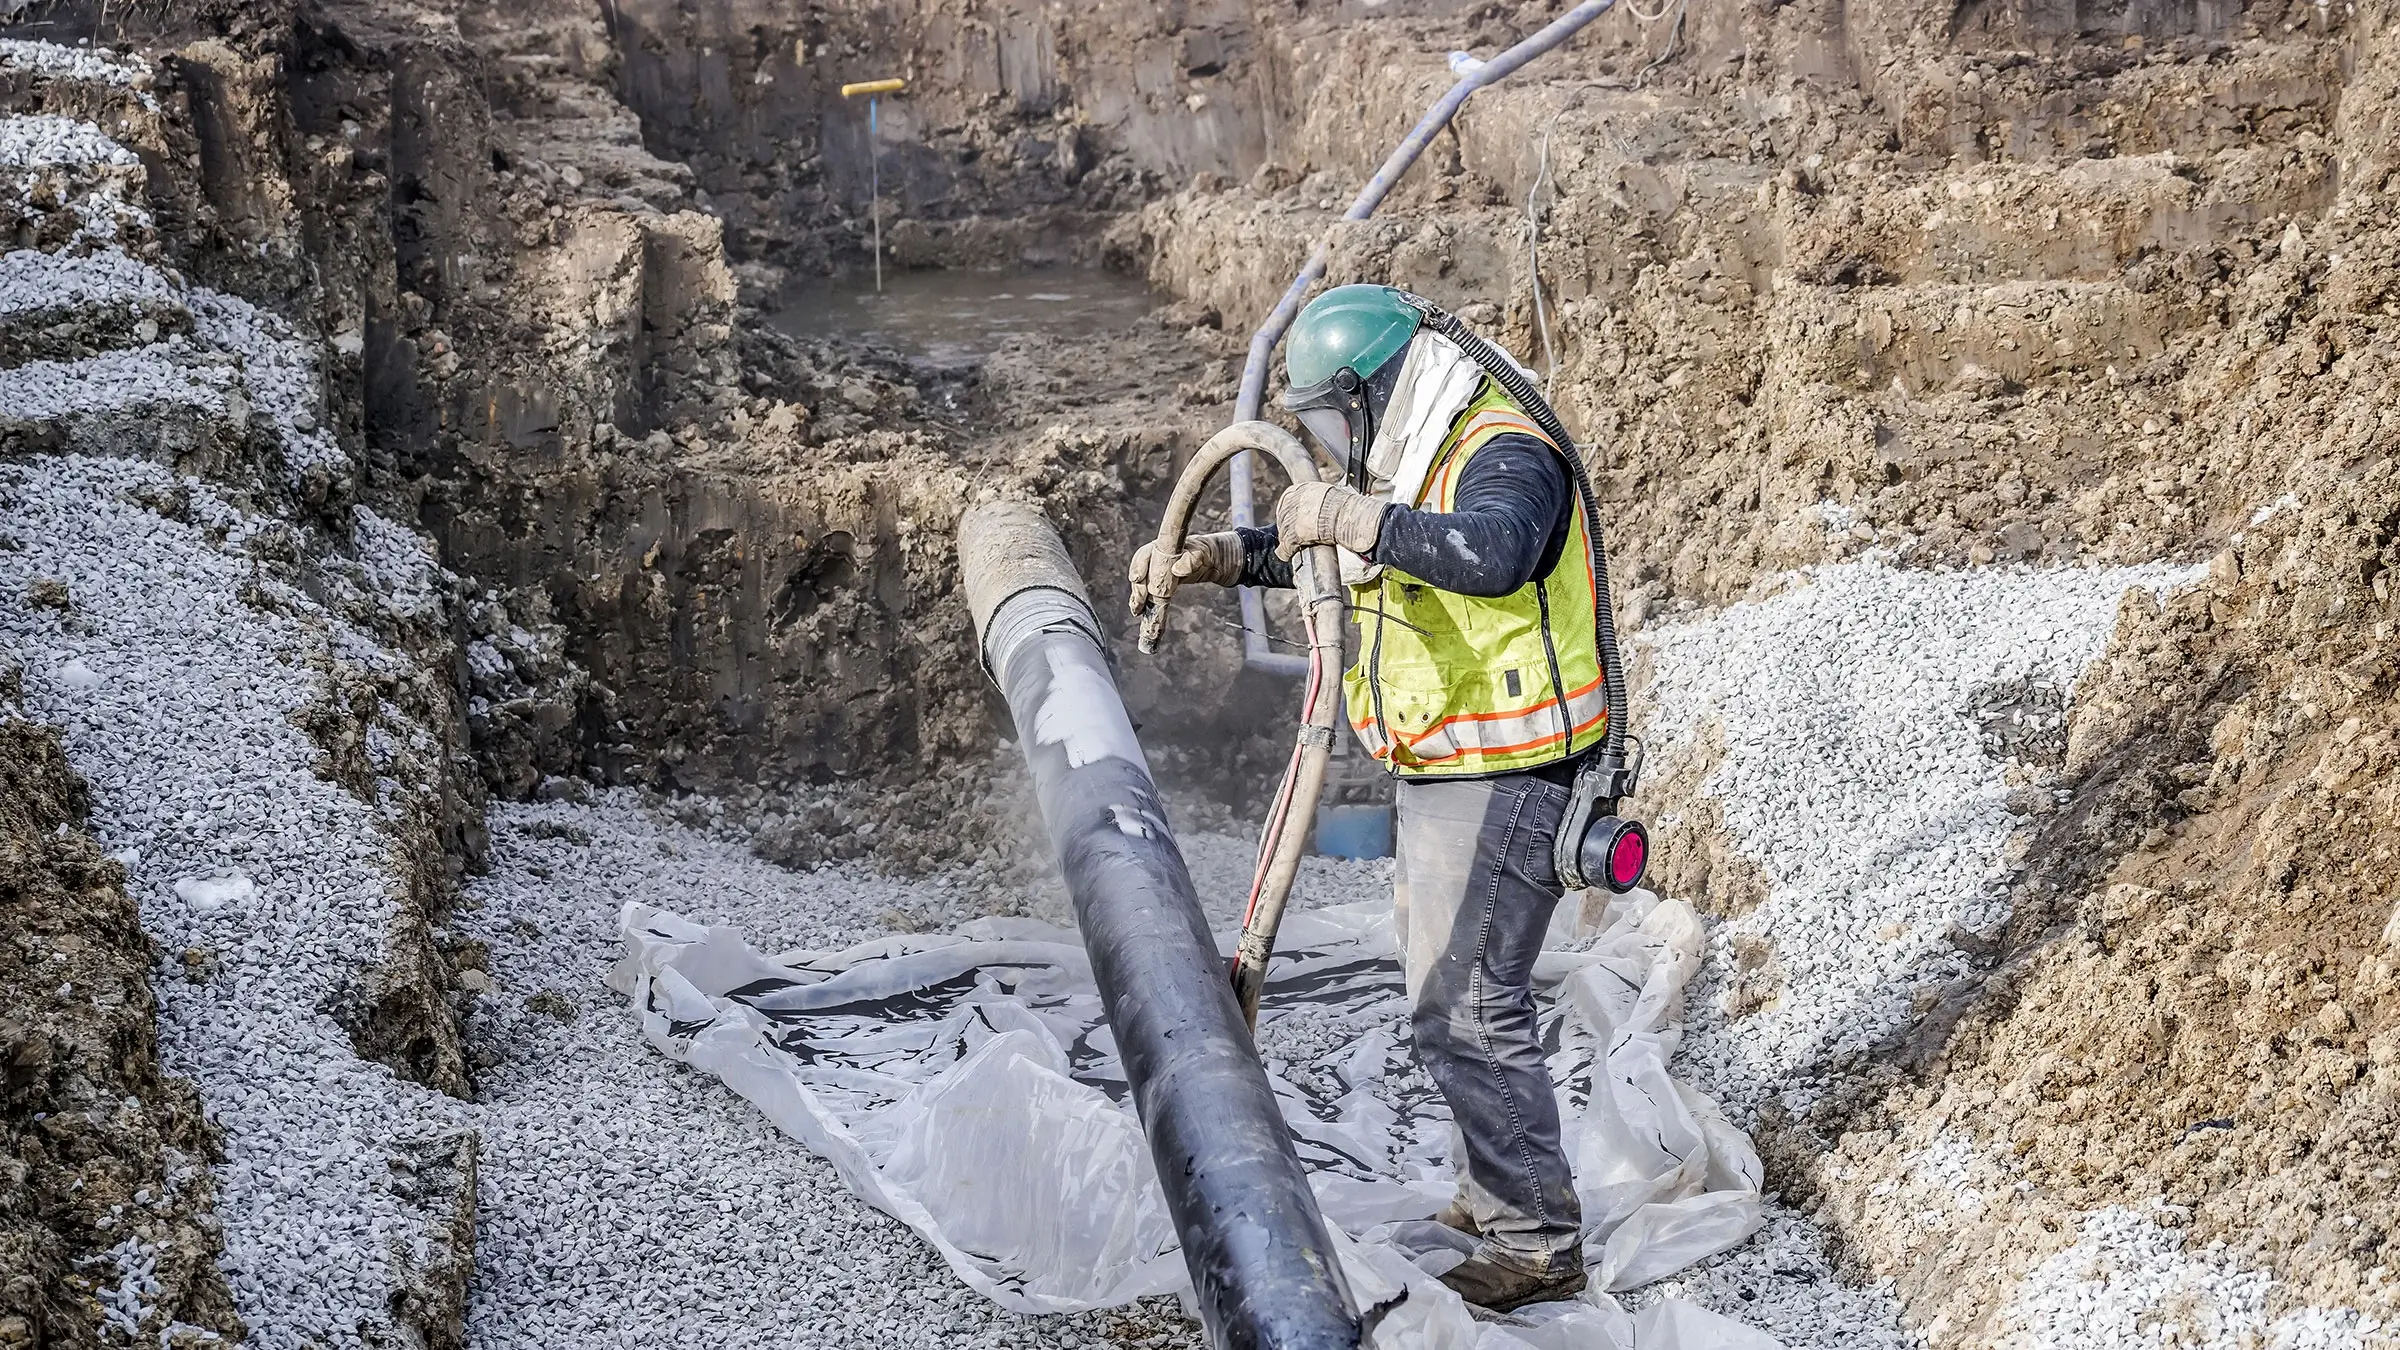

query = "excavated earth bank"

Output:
[[0, 0, 2394, 1344], [0, 719, 241, 1349]]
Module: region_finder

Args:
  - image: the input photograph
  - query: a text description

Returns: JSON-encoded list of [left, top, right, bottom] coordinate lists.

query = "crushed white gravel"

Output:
[[348, 504, 450, 619], [0, 243, 345, 492], [0, 111, 137, 166], [1634, 560, 2196, 1121], [0, 243, 175, 315], [1867, 1130, 2390, 1348], [0, 113, 148, 241], [1993, 1205, 2380, 1349], [0, 454, 463, 1350], [187, 286, 348, 482], [0, 37, 150, 91], [0, 340, 229, 421], [1617, 1208, 1911, 1348]]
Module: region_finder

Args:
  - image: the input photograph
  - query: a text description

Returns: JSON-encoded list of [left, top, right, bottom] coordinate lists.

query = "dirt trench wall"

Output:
[[1137, 0, 2355, 608], [598, 0, 1287, 274], [1768, 5, 2400, 1320], [0, 720, 242, 1350], [1129, 0, 2400, 1337], [139, 0, 1290, 811]]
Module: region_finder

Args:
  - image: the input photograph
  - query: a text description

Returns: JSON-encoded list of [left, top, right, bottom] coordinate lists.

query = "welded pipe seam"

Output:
[[980, 584, 1103, 675]]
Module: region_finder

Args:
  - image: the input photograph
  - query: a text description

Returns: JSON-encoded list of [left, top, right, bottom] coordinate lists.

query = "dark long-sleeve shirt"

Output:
[[1235, 433, 1572, 595]]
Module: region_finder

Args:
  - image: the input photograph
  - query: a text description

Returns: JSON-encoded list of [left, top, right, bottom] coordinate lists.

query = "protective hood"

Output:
[[1335, 328, 1491, 584], [1364, 328, 1491, 507]]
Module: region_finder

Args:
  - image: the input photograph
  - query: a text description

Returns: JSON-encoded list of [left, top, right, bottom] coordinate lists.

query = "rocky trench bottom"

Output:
[[2, 423, 2381, 1347], [0, 25, 2391, 1348]]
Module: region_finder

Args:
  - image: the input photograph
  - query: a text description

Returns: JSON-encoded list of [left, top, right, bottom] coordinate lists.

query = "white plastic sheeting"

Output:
[[612, 891, 1783, 1349]]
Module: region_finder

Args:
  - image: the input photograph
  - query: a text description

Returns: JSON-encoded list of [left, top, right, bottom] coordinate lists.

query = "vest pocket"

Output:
[[1405, 724, 1462, 764]]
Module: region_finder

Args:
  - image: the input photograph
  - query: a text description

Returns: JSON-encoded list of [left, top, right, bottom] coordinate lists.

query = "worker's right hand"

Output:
[[1128, 531, 1245, 615]]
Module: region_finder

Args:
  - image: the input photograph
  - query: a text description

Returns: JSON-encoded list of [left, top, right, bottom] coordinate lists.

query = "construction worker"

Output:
[[1129, 284, 1604, 1311]]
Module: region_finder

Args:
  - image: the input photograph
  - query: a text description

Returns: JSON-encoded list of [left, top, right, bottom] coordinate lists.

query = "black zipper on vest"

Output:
[[1534, 580, 1571, 756], [1368, 578, 1393, 753]]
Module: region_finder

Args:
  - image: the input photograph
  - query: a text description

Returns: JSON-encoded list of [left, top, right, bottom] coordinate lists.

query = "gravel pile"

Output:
[[0, 244, 174, 315], [348, 503, 451, 620], [1992, 1205, 2377, 1347], [0, 111, 137, 166], [0, 243, 345, 489], [1635, 559, 2196, 1120], [0, 38, 150, 91], [1847, 1126, 2389, 1348], [1625, 559, 2395, 1343], [187, 287, 348, 483], [0, 340, 228, 421], [0, 454, 464, 1349], [1618, 1208, 1912, 1348], [0, 219, 555, 1346], [0, 113, 148, 242]]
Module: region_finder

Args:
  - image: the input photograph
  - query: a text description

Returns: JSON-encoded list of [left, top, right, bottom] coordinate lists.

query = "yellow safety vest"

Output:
[[1344, 382, 1607, 778]]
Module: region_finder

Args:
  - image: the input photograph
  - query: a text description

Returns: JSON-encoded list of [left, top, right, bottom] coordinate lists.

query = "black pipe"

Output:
[[958, 503, 1360, 1350]]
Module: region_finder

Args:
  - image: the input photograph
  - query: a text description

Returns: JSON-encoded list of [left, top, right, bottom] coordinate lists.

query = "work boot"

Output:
[[1431, 1199, 1480, 1236], [1436, 1244, 1588, 1313]]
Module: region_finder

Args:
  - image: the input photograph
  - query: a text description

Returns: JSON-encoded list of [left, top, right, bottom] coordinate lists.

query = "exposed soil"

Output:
[[1767, 435, 2400, 1338], [1, 0, 2397, 1343], [0, 717, 241, 1350]]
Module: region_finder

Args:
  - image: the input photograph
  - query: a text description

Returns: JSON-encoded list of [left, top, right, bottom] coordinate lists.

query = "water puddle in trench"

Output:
[[768, 266, 1159, 366]]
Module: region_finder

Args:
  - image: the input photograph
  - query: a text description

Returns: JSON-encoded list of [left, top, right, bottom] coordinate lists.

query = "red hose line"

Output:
[[1241, 638, 1325, 929]]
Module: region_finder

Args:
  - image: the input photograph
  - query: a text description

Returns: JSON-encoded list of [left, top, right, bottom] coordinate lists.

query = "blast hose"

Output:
[[1137, 422, 1344, 1027]]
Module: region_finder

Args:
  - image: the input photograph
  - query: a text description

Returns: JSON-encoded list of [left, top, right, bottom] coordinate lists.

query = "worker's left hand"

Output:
[[1274, 481, 1389, 561], [1128, 531, 1245, 615]]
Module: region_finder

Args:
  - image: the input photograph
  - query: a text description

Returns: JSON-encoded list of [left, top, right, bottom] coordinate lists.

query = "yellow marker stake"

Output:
[[841, 78, 907, 292]]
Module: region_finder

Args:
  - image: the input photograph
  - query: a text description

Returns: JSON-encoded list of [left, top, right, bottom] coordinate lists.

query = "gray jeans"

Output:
[[1393, 771, 1582, 1270]]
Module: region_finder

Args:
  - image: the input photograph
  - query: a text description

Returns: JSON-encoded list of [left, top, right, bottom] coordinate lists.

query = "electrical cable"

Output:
[[1635, 0, 1691, 87], [1526, 119, 1560, 397]]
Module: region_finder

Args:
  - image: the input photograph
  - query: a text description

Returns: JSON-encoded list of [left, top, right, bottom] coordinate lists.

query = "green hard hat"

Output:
[[1283, 284, 1422, 394]]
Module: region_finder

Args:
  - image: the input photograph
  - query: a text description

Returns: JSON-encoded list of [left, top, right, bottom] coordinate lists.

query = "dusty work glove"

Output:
[[1274, 481, 1389, 561], [1128, 530, 1245, 615]]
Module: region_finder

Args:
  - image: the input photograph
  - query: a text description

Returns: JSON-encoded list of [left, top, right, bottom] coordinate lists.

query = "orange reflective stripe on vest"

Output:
[[1352, 671, 1607, 763], [1341, 380, 1607, 779]]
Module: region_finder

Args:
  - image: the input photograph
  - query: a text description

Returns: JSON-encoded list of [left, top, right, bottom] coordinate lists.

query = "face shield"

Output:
[[1283, 349, 1408, 491], [1293, 405, 1355, 462]]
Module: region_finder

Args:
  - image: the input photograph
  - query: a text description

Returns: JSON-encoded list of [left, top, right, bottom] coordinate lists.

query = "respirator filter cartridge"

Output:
[[1576, 815, 1649, 894]]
